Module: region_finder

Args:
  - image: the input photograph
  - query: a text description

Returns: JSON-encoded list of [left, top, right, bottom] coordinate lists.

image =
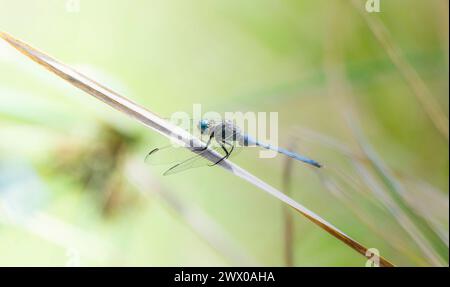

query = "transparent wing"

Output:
[[161, 145, 224, 176], [163, 144, 242, 176], [162, 141, 243, 176], [145, 133, 242, 176], [145, 144, 192, 165]]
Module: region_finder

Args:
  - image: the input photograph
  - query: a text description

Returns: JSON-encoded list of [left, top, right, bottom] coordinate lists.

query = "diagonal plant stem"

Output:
[[281, 140, 297, 267], [351, 0, 449, 141], [294, 125, 449, 265], [0, 31, 394, 267], [318, 171, 429, 266], [348, 119, 448, 266]]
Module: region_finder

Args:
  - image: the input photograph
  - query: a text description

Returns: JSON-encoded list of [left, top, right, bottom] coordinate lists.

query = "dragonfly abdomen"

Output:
[[272, 146, 322, 168], [243, 134, 322, 168]]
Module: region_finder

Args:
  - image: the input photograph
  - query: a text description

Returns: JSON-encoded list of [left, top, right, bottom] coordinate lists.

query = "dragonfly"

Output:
[[146, 119, 322, 175]]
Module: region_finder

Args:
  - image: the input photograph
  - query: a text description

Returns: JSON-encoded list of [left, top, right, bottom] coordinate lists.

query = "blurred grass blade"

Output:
[[125, 158, 259, 266], [352, 159, 446, 266], [348, 120, 447, 266], [400, 179, 449, 248], [281, 139, 296, 267], [0, 31, 394, 266], [318, 171, 428, 266], [296, 125, 448, 265], [351, 0, 449, 141]]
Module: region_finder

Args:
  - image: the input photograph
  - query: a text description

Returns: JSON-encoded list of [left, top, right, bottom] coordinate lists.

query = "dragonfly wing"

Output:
[[162, 146, 223, 176], [145, 144, 195, 165], [146, 132, 241, 175], [162, 133, 242, 175]]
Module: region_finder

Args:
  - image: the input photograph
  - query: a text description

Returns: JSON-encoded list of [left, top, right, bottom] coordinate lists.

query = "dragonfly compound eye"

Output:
[[198, 119, 209, 133]]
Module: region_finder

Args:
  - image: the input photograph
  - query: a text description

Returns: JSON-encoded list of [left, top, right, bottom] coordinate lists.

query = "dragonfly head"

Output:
[[198, 119, 210, 134]]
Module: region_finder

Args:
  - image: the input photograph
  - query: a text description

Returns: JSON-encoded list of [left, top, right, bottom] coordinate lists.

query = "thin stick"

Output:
[[0, 31, 394, 266], [281, 140, 296, 267]]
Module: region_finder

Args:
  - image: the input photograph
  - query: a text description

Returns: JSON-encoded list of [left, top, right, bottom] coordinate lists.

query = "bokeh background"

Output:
[[0, 0, 448, 266]]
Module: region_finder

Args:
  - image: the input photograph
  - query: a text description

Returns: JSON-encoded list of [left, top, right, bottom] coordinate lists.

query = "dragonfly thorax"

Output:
[[197, 119, 242, 143], [212, 120, 242, 144]]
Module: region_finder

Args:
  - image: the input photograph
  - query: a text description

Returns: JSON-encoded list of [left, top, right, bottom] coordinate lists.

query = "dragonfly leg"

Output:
[[223, 141, 234, 159], [192, 132, 214, 152], [210, 143, 229, 166]]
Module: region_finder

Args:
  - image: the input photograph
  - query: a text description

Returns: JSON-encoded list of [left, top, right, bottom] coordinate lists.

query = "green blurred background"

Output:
[[0, 0, 448, 266]]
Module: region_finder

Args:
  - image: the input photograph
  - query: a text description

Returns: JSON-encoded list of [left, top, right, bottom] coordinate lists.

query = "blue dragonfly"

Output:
[[146, 119, 322, 175]]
